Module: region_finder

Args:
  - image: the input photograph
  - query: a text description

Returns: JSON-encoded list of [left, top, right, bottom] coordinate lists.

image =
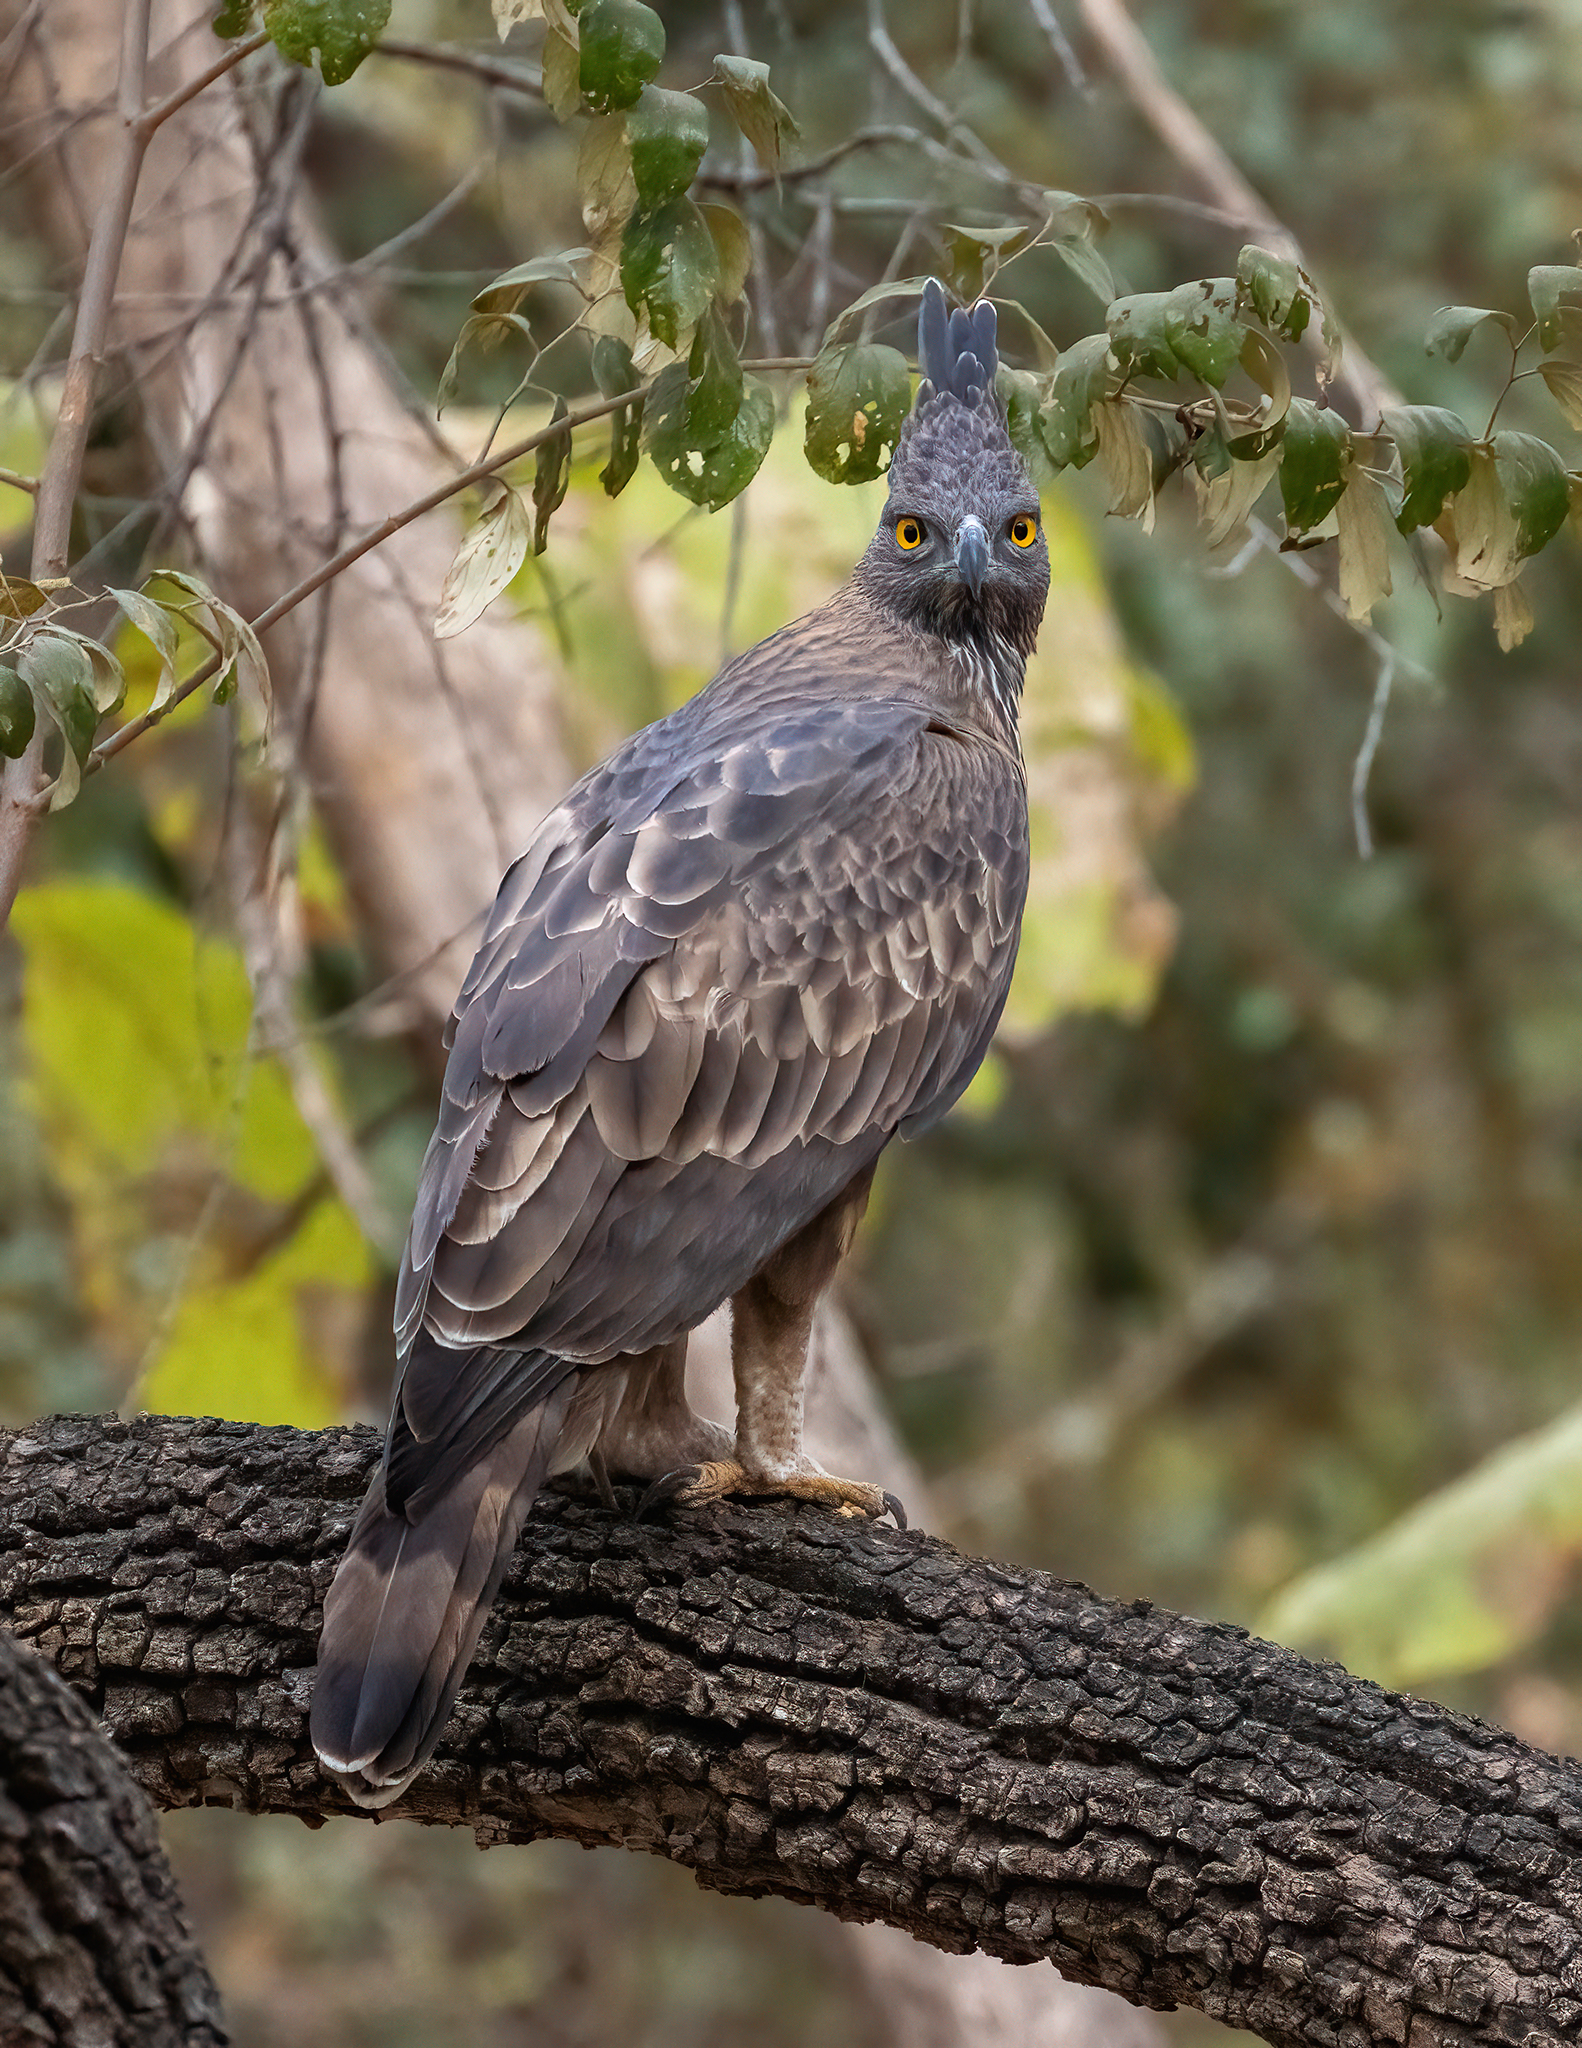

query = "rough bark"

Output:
[[3, 1413, 1581, 2048], [0, 1629, 225, 2047]]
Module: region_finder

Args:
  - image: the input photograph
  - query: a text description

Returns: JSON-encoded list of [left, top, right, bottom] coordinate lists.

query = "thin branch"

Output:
[[373, 35, 544, 99], [0, 464, 38, 494], [1025, 0, 1090, 98], [865, 0, 1011, 180], [134, 24, 269, 137], [1351, 650, 1396, 860]]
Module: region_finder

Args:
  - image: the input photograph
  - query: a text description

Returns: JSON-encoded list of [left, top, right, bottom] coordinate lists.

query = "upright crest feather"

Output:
[[888, 279, 1025, 507], [917, 279, 999, 404]]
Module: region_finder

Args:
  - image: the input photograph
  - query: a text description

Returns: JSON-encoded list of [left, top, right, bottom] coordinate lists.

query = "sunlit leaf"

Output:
[[1539, 355, 1582, 430], [1382, 405, 1472, 535], [1423, 303, 1518, 362], [108, 585, 182, 713], [494, 0, 577, 36], [804, 343, 911, 485], [0, 664, 34, 758], [646, 365, 773, 509], [1335, 468, 1394, 622], [710, 55, 799, 178], [627, 86, 711, 210], [620, 196, 719, 348], [1528, 265, 1582, 352], [434, 482, 532, 639], [1236, 244, 1313, 342], [579, 0, 664, 114], [262, 0, 390, 86], [542, 24, 582, 120], [1278, 399, 1351, 534], [578, 118, 637, 239]]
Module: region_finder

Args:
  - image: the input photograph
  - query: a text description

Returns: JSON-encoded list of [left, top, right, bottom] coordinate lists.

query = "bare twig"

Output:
[[865, 0, 1012, 180], [1025, 0, 1090, 98], [1351, 650, 1396, 861], [0, 464, 39, 494], [136, 24, 269, 136], [373, 36, 544, 100]]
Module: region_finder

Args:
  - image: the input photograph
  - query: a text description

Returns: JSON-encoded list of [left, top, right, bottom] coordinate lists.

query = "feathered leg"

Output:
[[311, 1377, 578, 1808]]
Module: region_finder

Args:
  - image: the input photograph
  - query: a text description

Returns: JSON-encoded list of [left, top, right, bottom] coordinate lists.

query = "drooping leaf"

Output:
[[803, 343, 912, 485], [1493, 430, 1570, 559], [1382, 405, 1472, 535], [533, 399, 573, 555], [152, 573, 268, 712], [18, 632, 96, 806], [1236, 244, 1313, 342], [0, 572, 51, 620], [1335, 469, 1395, 622], [1197, 449, 1278, 549], [1528, 265, 1582, 352], [1093, 398, 1155, 529], [620, 196, 719, 348], [1424, 304, 1519, 362], [262, 0, 390, 86], [542, 27, 584, 121], [1436, 447, 1519, 591], [437, 311, 532, 413], [627, 86, 711, 210], [710, 55, 799, 178], [645, 365, 773, 509], [107, 587, 182, 712], [472, 251, 590, 319], [0, 664, 34, 758], [494, 0, 577, 36], [1234, 326, 1292, 449], [593, 335, 644, 497], [1278, 399, 1351, 535], [999, 369, 1047, 477], [1538, 355, 1582, 430], [579, 0, 664, 114], [1037, 332, 1110, 471], [578, 118, 637, 238], [701, 203, 751, 304], [434, 483, 532, 639], [1493, 578, 1534, 652]]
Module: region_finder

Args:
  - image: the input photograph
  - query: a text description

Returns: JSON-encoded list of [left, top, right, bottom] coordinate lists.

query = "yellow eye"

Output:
[[894, 517, 925, 551], [1009, 514, 1038, 548]]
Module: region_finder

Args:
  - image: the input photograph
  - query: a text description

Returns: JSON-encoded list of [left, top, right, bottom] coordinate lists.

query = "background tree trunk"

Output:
[[5, 1411, 1582, 2048]]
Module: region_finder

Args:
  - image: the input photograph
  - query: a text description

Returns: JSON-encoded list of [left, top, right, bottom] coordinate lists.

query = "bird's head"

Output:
[[855, 282, 1049, 665]]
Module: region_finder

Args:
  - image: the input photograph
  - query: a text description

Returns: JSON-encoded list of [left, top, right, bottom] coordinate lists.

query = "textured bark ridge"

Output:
[[0, 1627, 225, 2046], [3, 1416, 1581, 2048]]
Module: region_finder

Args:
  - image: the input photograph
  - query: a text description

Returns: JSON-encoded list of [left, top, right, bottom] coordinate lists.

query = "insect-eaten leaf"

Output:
[[999, 369, 1048, 478], [0, 664, 34, 759], [1037, 333, 1111, 471], [434, 482, 532, 639], [533, 400, 573, 555], [710, 55, 799, 178], [627, 86, 711, 210], [593, 336, 645, 497], [1528, 265, 1582, 353], [1335, 469, 1395, 623], [620, 196, 719, 348], [262, 0, 391, 86], [579, 0, 664, 115], [1108, 279, 1243, 389], [645, 360, 773, 510], [1236, 245, 1314, 342], [1278, 399, 1351, 536], [804, 344, 911, 485], [1382, 406, 1472, 535], [1423, 304, 1518, 363]]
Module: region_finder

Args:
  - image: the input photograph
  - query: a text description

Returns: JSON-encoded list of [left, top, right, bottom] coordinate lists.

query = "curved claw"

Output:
[[882, 1491, 909, 1531], [633, 1465, 699, 1522]]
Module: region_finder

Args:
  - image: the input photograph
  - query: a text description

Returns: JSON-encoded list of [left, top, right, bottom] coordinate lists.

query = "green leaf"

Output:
[[437, 311, 532, 413], [1492, 430, 1570, 559], [819, 277, 931, 351], [1382, 405, 1472, 535], [944, 222, 1035, 303], [803, 344, 912, 485], [533, 399, 572, 555], [0, 664, 34, 758], [262, 0, 390, 86], [620, 196, 719, 348], [683, 303, 745, 443], [1050, 234, 1115, 308], [1108, 279, 1243, 389], [1528, 265, 1582, 352], [1232, 326, 1292, 453], [1424, 304, 1518, 362], [579, 0, 664, 115], [1236, 245, 1313, 342], [471, 251, 590, 318], [700, 203, 751, 304], [1278, 399, 1352, 534], [999, 368, 1047, 477], [212, 0, 257, 35], [542, 26, 583, 121], [19, 633, 95, 805], [1038, 332, 1110, 471], [152, 573, 269, 711], [592, 336, 644, 496], [627, 86, 711, 210], [710, 55, 799, 178], [434, 482, 532, 640], [107, 587, 181, 712], [646, 365, 773, 509]]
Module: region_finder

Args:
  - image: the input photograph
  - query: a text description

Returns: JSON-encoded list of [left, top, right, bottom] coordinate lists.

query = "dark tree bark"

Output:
[[0, 1628, 226, 2046], [3, 1412, 1581, 2048]]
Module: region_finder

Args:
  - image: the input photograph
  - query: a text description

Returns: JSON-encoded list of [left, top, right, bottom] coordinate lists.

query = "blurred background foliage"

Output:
[[6, 0, 1582, 2042]]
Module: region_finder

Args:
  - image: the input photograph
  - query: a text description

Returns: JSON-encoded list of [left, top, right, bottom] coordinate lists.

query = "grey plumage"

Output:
[[311, 279, 1050, 1806]]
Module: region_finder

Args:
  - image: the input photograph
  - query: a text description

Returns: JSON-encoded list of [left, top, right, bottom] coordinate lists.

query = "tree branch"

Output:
[[3, 1412, 1581, 2047]]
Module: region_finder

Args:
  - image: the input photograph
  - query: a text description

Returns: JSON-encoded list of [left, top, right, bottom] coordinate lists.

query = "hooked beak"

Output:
[[953, 515, 989, 600]]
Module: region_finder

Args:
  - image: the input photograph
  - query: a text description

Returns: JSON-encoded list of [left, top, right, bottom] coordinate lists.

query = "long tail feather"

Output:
[[311, 1376, 577, 1808]]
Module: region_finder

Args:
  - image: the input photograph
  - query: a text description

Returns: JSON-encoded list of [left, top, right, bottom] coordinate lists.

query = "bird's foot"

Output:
[[636, 1459, 906, 1529]]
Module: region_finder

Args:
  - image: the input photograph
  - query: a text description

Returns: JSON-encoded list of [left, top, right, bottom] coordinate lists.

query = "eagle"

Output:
[[311, 280, 1050, 1806]]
